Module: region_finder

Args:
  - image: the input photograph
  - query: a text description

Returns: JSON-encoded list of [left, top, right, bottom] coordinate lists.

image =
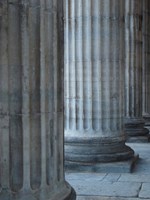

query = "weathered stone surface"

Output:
[[66, 173, 106, 181], [66, 180, 141, 197], [64, 0, 136, 170], [0, 0, 75, 199], [119, 174, 150, 183]]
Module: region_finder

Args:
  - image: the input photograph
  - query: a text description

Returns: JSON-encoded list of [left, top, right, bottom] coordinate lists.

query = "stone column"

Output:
[[64, 0, 137, 172], [124, 0, 150, 142], [0, 0, 75, 199], [142, 0, 150, 129]]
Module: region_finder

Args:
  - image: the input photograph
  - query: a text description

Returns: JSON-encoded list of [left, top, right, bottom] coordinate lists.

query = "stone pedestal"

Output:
[[124, 0, 149, 143], [0, 1, 75, 199], [64, 0, 137, 172], [142, 0, 150, 130]]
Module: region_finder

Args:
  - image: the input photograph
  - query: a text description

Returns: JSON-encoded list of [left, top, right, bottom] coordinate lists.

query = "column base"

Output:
[[64, 184, 76, 200], [65, 136, 137, 172], [65, 154, 139, 173], [145, 126, 150, 132], [126, 135, 150, 143], [143, 114, 150, 126], [125, 118, 150, 142], [0, 182, 76, 200]]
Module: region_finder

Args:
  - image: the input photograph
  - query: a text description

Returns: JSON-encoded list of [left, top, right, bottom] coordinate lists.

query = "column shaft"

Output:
[[142, 0, 150, 128], [0, 0, 75, 199], [64, 0, 136, 172], [124, 0, 149, 142]]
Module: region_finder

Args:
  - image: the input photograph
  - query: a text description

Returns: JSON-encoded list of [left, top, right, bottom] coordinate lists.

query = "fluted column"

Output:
[[64, 0, 137, 172], [142, 0, 150, 128], [124, 0, 150, 142], [0, 1, 75, 199]]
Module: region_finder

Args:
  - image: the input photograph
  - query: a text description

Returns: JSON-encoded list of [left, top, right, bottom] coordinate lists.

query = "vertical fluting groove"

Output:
[[99, 1, 103, 133], [148, 2, 150, 113], [101, 0, 111, 133], [53, 0, 59, 183], [81, 0, 84, 131], [137, 1, 142, 117], [142, 0, 146, 114], [46, 0, 55, 186], [119, 0, 125, 130], [125, 0, 130, 117], [56, 0, 64, 182], [130, 0, 135, 118], [29, 1, 41, 190], [82, 0, 91, 130], [110, 0, 118, 131], [118, 0, 122, 130], [8, 1, 23, 191], [0, 0, 10, 189], [89, 0, 92, 130], [76, 0, 83, 131], [81, 0, 87, 130], [69, 0, 76, 130], [75, 0, 81, 130], [142, 0, 147, 114], [135, 1, 142, 117], [97, 0, 101, 131], [92, 0, 100, 131], [147, 2, 150, 113], [21, 0, 31, 190], [40, 0, 46, 187], [64, 0, 70, 130], [75, 0, 78, 130]]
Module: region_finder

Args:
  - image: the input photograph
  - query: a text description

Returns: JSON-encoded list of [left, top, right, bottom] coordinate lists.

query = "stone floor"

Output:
[[65, 143, 150, 200]]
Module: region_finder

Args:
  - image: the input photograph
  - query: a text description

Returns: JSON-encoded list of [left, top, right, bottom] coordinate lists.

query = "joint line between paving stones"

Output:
[[116, 174, 121, 182], [101, 173, 108, 181], [137, 183, 143, 198]]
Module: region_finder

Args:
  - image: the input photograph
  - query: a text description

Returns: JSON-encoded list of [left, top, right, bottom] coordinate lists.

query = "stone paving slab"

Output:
[[139, 183, 150, 199], [103, 173, 121, 182], [66, 172, 106, 181], [118, 174, 150, 182], [67, 179, 141, 197]]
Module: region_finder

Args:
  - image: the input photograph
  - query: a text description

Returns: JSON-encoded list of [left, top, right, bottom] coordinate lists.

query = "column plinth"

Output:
[[125, 118, 150, 142], [65, 136, 134, 163], [0, 1, 76, 199], [64, 0, 138, 172], [143, 115, 150, 126]]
